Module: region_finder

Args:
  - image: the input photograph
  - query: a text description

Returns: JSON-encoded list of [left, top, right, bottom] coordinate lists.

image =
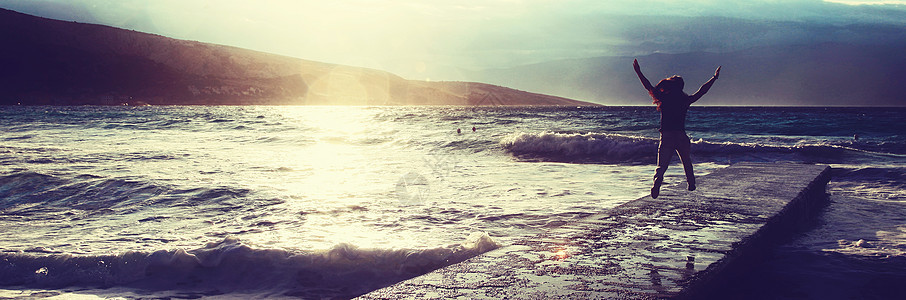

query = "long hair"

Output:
[[651, 75, 685, 111]]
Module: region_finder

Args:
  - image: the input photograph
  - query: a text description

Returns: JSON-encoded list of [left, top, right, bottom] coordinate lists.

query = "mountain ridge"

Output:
[[0, 8, 596, 106], [467, 42, 906, 106]]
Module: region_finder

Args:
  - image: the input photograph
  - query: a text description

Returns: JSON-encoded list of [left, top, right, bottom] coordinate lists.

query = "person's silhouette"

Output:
[[633, 59, 720, 198]]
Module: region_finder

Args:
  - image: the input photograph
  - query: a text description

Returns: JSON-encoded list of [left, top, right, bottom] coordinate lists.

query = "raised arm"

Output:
[[633, 59, 654, 92], [690, 66, 721, 103]]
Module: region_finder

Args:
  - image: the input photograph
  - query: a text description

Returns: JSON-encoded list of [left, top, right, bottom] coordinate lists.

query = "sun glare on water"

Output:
[[254, 107, 429, 249]]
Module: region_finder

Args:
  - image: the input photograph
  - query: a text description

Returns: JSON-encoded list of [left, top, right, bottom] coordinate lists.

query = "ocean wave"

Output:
[[500, 131, 894, 164], [500, 132, 657, 163], [828, 167, 906, 200], [0, 171, 163, 213], [0, 171, 254, 214], [0, 234, 499, 298]]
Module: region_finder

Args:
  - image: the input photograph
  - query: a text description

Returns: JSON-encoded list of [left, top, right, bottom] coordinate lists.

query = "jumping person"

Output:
[[633, 59, 720, 198]]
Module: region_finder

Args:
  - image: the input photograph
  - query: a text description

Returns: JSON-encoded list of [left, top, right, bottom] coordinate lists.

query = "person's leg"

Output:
[[652, 133, 676, 198], [676, 132, 695, 191]]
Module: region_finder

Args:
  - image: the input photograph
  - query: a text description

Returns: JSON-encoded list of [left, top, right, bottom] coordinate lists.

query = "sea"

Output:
[[0, 105, 904, 299]]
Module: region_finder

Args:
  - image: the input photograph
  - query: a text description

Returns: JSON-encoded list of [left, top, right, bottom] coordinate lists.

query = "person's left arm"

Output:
[[690, 66, 721, 103]]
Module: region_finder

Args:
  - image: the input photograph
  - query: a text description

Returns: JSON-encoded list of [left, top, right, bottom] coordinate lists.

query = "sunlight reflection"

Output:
[[283, 106, 373, 136], [552, 245, 570, 260], [254, 107, 419, 250]]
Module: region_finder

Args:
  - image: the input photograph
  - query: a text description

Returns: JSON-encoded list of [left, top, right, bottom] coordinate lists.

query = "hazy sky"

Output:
[[2, 0, 905, 80]]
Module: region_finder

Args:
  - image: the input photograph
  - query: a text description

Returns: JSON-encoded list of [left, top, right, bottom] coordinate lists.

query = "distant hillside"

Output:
[[0, 8, 595, 106], [469, 43, 906, 106]]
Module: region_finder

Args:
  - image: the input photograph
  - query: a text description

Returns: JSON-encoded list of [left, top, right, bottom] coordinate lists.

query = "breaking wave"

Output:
[[0, 234, 499, 299], [500, 132, 657, 163], [500, 131, 893, 164]]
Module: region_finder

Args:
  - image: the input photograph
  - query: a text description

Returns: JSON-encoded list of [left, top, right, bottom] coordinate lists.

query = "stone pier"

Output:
[[359, 162, 832, 299]]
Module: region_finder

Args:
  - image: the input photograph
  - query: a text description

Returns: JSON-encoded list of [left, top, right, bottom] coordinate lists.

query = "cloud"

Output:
[[2, 0, 905, 80], [826, 0, 906, 5]]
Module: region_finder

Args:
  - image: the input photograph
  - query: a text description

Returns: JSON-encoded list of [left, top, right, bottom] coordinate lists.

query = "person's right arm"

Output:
[[633, 59, 654, 92]]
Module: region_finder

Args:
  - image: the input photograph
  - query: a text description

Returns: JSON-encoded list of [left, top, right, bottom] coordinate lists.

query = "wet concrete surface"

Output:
[[358, 162, 831, 299]]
